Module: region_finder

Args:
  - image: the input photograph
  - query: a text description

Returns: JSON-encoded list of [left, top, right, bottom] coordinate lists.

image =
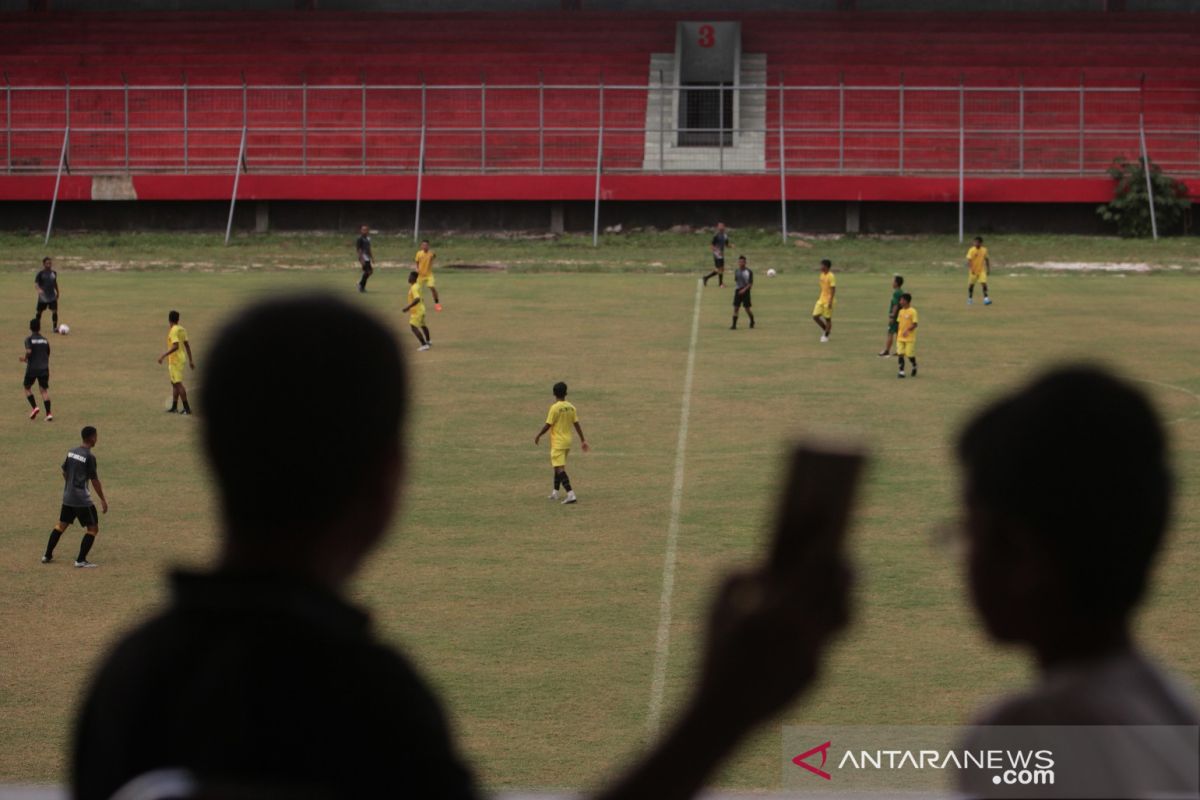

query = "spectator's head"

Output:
[[42, 257, 52, 268], [81, 426, 97, 446], [820, 259, 832, 271], [168, 310, 180, 325], [200, 295, 407, 584], [30, 318, 40, 333], [894, 275, 904, 288], [956, 367, 1171, 656], [553, 381, 568, 400]]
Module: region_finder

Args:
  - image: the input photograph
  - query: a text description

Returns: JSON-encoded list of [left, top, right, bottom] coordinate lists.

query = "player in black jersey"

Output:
[[356, 225, 374, 293], [42, 425, 109, 567], [34, 257, 61, 333], [20, 318, 52, 421]]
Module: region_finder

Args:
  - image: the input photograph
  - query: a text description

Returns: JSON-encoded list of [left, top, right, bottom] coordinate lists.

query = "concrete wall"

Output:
[[13, 1, 1200, 11]]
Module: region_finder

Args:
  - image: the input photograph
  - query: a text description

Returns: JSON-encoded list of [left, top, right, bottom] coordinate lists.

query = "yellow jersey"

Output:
[[819, 270, 837, 304], [167, 325, 188, 367], [897, 307, 919, 342], [966, 246, 989, 274], [414, 249, 436, 278], [546, 400, 578, 450], [407, 283, 424, 310]]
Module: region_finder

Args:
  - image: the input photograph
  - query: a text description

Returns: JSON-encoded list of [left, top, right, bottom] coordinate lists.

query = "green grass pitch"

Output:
[[1, 231, 1198, 791]]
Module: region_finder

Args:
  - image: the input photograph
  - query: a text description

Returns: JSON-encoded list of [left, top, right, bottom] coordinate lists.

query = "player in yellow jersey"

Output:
[[966, 236, 992, 306], [413, 239, 441, 311], [401, 271, 431, 352], [533, 381, 589, 505], [156, 310, 194, 414], [895, 293, 919, 379], [812, 258, 836, 342]]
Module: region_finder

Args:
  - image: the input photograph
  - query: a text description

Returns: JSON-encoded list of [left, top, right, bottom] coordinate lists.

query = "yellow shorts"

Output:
[[168, 362, 185, 384], [968, 270, 988, 286], [812, 300, 833, 319], [409, 308, 426, 327], [551, 447, 569, 468], [417, 274, 436, 289], [897, 339, 916, 357]]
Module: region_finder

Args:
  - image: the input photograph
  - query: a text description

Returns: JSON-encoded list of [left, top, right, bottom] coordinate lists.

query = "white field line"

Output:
[[645, 277, 704, 737]]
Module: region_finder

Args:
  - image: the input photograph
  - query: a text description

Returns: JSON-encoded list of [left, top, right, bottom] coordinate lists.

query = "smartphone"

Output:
[[767, 443, 865, 575]]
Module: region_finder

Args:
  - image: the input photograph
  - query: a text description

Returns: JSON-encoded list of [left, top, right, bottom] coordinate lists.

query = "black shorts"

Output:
[[24, 370, 49, 390], [733, 289, 752, 308], [37, 299, 58, 312], [361, 259, 374, 272], [60, 504, 99, 528], [713, 256, 725, 269]]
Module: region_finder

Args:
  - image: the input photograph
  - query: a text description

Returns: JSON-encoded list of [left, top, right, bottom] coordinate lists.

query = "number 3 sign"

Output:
[[698, 24, 715, 47]]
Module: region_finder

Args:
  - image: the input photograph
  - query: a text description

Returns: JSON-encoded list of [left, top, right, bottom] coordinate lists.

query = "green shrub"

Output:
[[1097, 157, 1192, 238]]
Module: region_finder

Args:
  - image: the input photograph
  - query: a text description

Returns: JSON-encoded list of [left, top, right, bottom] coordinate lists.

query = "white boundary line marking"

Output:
[[645, 277, 704, 736]]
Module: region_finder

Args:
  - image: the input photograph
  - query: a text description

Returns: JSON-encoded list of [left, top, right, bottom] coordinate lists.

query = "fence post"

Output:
[[1078, 72, 1085, 175], [123, 72, 130, 172], [718, 83, 725, 173], [182, 71, 188, 175], [301, 76, 307, 175], [958, 75, 965, 244], [480, 76, 487, 172], [414, 79, 427, 243], [1018, 75, 1024, 176], [898, 72, 905, 175], [360, 73, 367, 175], [838, 71, 845, 174], [4, 72, 10, 174], [658, 69, 666, 172], [778, 78, 787, 243], [44, 127, 69, 246], [592, 81, 605, 248], [1139, 76, 1159, 241], [538, 70, 545, 174], [225, 126, 247, 245]]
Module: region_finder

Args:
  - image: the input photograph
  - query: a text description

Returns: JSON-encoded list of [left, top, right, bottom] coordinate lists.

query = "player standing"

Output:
[[896, 293, 919, 379], [401, 271, 431, 351], [356, 224, 374, 293], [534, 381, 589, 505], [878, 275, 904, 357], [702, 222, 730, 287], [966, 236, 992, 306], [35, 257, 61, 333], [42, 425, 108, 567], [157, 310, 194, 414], [812, 259, 836, 342], [20, 318, 53, 421], [730, 256, 755, 330], [413, 239, 442, 311]]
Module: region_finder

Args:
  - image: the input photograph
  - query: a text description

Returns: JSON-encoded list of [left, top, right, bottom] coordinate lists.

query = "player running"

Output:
[[35, 257, 61, 333], [534, 381, 589, 505], [896, 293, 919, 379], [356, 224, 374, 293], [157, 310, 195, 414], [42, 425, 109, 567], [414, 239, 442, 310], [879, 275, 904, 357], [402, 271, 431, 351], [20, 318, 53, 421], [812, 259, 837, 342], [730, 256, 755, 330], [966, 236, 992, 306], [702, 222, 731, 287]]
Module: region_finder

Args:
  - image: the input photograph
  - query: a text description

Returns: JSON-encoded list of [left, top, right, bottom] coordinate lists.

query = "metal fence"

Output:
[[5, 79, 1199, 177]]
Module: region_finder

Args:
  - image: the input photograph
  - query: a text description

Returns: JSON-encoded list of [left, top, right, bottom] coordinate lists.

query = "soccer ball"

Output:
[[58, 324, 70, 335], [766, 268, 777, 277]]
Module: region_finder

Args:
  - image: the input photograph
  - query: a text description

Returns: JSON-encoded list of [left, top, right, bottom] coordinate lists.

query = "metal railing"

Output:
[[5, 79, 1199, 178]]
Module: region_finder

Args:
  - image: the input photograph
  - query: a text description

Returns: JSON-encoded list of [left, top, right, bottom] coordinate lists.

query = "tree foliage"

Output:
[[1097, 157, 1192, 238]]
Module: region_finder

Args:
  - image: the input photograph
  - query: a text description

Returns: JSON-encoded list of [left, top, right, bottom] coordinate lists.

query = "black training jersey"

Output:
[[63, 446, 98, 507], [35, 269, 58, 301], [24, 334, 50, 372], [735, 267, 753, 290], [711, 232, 729, 257], [356, 235, 372, 262]]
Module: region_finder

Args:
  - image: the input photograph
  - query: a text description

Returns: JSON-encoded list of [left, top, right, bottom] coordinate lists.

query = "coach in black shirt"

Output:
[[74, 295, 849, 800]]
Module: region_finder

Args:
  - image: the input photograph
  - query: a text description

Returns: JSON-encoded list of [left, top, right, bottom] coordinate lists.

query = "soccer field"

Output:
[[1, 233, 1199, 791]]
